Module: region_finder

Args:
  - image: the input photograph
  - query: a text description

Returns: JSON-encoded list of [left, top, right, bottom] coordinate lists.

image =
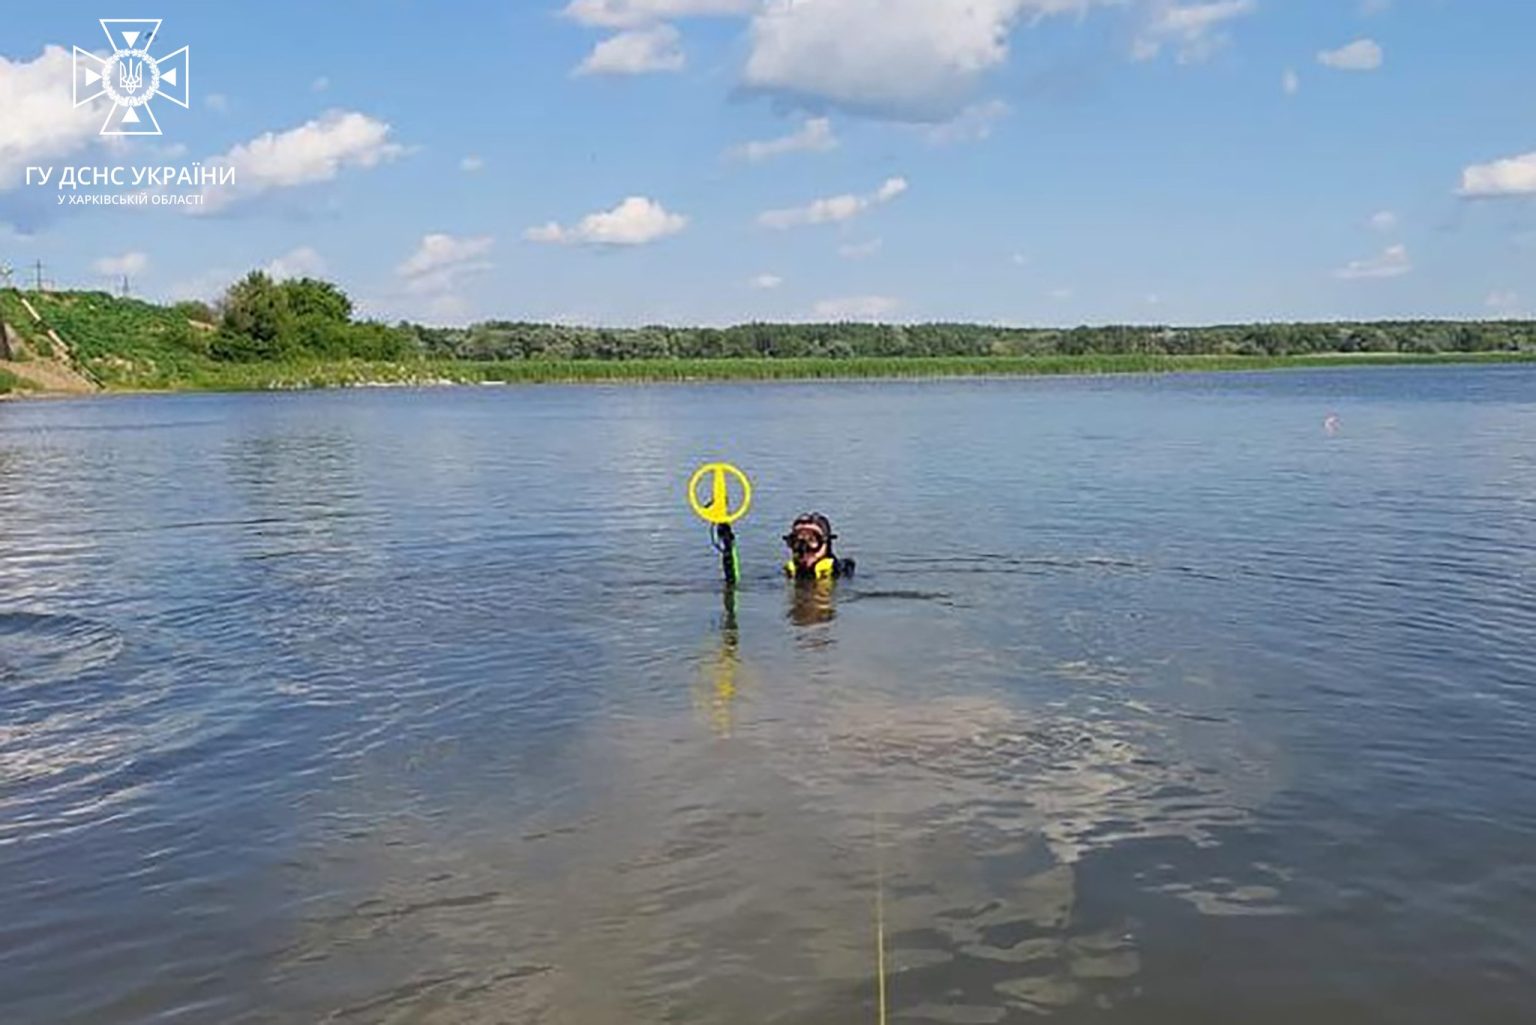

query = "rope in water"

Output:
[[872, 729, 890, 1025], [875, 814, 889, 1025]]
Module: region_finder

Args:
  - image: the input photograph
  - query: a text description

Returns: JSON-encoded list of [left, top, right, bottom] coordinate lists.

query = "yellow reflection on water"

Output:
[[695, 585, 743, 738]]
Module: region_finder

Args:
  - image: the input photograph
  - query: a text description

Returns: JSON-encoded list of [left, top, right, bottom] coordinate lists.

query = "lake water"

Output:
[[2, 366, 1534, 1024]]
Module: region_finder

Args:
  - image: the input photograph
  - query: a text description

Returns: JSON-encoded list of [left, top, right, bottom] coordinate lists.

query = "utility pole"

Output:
[[120, 274, 130, 298], [33, 259, 43, 293]]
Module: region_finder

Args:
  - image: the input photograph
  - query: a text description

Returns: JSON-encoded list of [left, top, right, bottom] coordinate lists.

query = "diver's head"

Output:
[[784, 512, 834, 571]]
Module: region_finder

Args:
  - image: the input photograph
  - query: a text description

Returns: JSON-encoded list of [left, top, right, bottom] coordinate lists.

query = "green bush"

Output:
[[171, 299, 216, 324], [213, 273, 405, 362]]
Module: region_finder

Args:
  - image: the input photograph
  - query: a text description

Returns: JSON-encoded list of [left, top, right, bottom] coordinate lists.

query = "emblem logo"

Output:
[[73, 19, 190, 136]]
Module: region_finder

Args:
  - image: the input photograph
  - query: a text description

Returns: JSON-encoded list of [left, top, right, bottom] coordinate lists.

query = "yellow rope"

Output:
[[872, 729, 890, 1025], [875, 824, 888, 1025]]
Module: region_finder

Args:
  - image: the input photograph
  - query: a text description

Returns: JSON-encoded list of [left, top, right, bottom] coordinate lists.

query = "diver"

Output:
[[782, 512, 855, 581]]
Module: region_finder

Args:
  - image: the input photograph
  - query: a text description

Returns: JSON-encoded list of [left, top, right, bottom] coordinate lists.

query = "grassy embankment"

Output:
[[4, 287, 1536, 394], [5, 289, 206, 389], [0, 289, 52, 393], [125, 351, 1536, 391]]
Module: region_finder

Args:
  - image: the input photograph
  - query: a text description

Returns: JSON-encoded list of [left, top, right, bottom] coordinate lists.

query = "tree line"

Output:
[[405, 319, 1536, 361], [199, 273, 1536, 364]]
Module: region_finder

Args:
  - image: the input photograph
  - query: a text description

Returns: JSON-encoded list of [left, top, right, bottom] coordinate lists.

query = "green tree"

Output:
[[280, 277, 353, 323], [218, 272, 295, 359]]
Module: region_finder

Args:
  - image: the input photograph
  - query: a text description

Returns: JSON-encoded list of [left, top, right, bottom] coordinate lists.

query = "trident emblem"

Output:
[[119, 59, 144, 94]]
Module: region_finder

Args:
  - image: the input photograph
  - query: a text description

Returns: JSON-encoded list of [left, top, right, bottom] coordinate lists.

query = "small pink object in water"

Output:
[[1323, 413, 1341, 436]]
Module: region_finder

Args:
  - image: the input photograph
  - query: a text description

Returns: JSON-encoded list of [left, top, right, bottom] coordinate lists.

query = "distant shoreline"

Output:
[[6, 287, 1536, 397], [6, 351, 1533, 398]]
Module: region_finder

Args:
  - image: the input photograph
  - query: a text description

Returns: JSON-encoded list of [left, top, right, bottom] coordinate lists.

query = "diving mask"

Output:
[[784, 530, 827, 557]]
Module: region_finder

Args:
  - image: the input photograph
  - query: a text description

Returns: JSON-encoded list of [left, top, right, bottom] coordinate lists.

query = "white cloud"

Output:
[[198, 110, 404, 213], [398, 234, 494, 278], [1132, 1, 1257, 64], [205, 93, 230, 113], [1334, 243, 1410, 280], [460, 155, 485, 172], [576, 25, 686, 75], [1486, 290, 1521, 314], [563, 0, 755, 28], [1459, 151, 1536, 198], [0, 45, 108, 188], [1317, 38, 1383, 71], [1282, 68, 1300, 95], [924, 99, 1010, 145], [164, 250, 322, 303], [360, 290, 475, 326], [728, 117, 837, 162], [418, 294, 472, 322], [742, 0, 1105, 122], [1048, 286, 1074, 300], [263, 246, 327, 281], [1368, 209, 1397, 232], [1359, 0, 1391, 15], [814, 294, 900, 320], [525, 196, 688, 246], [311, 76, 331, 93], [166, 268, 236, 303], [396, 233, 495, 295], [750, 273, 784, 289], [758, 176, 908, 229], [93, 252, 148, 277], [838, 238, 883, 260]]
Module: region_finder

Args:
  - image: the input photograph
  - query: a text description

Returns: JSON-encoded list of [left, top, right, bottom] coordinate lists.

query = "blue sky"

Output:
[[2, 0, 1534, 326]]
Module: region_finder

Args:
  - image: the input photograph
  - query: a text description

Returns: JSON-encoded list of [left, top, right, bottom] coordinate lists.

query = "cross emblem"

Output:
[[73, 19, 190, 137]]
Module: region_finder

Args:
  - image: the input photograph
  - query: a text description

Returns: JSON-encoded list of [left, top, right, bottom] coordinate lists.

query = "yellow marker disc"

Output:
[[688, 462, 752, 525]]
